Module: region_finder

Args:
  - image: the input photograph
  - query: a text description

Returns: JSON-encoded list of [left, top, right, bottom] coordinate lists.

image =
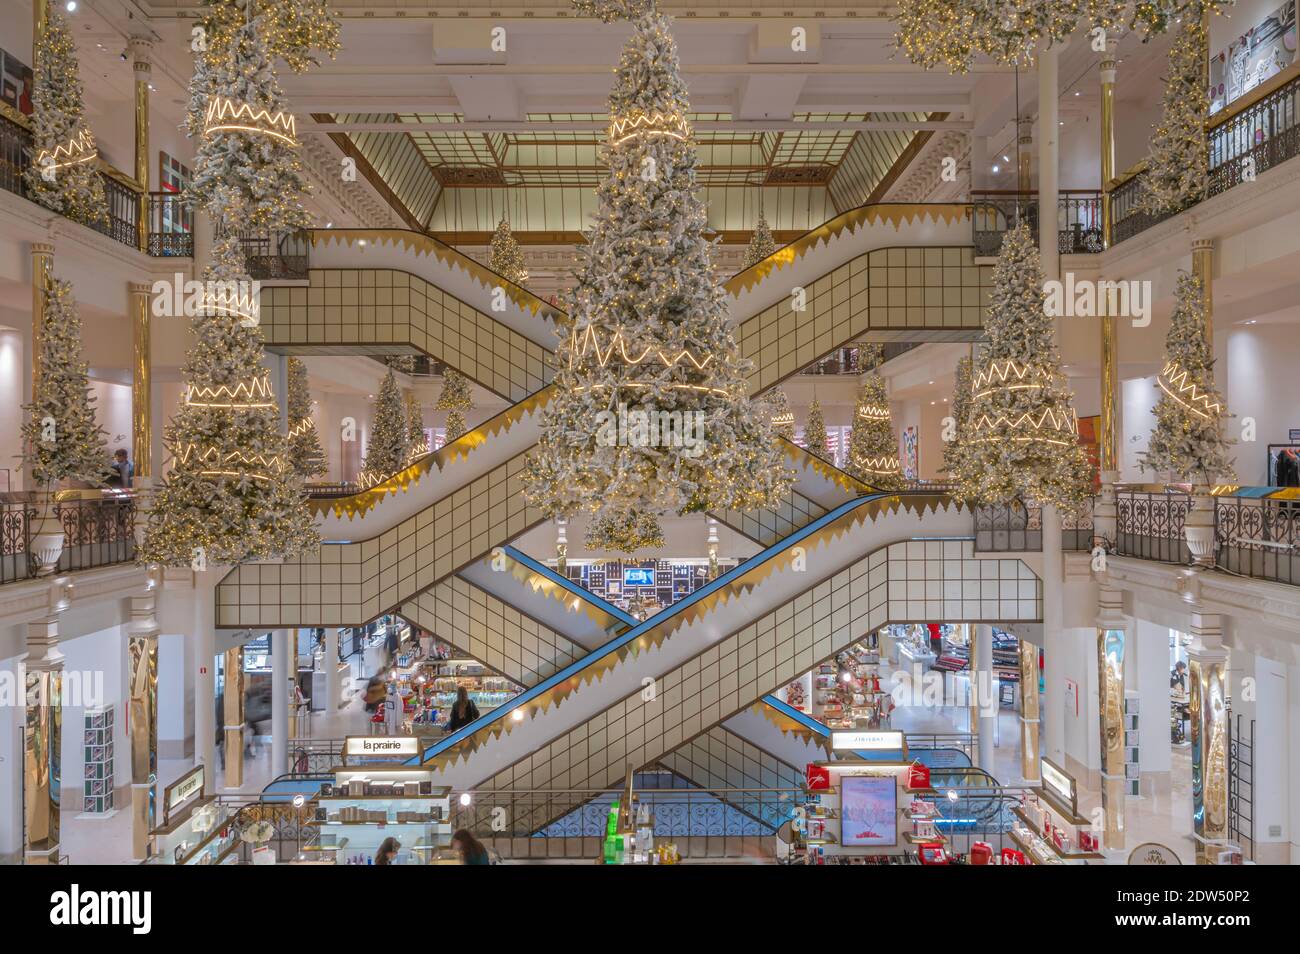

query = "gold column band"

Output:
[[1099, 43, 1119, 474], [1018, 638, 1041, 782], [129, 282, 152, 479], [1192, 238, 1214, 347], [24, 618, 63, 864], [31, 243, 54, 398], [223, 646, 245, 790]]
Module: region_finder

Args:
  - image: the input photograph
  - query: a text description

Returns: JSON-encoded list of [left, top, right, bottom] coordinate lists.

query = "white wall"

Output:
[[1224, 324, 1300, 485], [0, 329, 24, 492], [90, 379, 133, 459], [157, 633, 192, 761], [58, 624, 129, 811]]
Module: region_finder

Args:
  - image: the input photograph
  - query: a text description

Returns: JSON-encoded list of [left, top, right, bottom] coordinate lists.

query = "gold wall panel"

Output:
[[215, 452, 545, 627], [24, 669, 62, 861], [404, 576, 585, 688], [260, 269, 554, 402], [1191, 654, 1229, 862]]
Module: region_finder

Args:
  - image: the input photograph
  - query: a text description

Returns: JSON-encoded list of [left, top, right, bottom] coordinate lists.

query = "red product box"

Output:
[[806, 763, 831, 791]]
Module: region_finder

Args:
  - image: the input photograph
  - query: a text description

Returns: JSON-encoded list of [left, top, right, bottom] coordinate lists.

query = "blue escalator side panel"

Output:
[[261, 775, 329, 802]]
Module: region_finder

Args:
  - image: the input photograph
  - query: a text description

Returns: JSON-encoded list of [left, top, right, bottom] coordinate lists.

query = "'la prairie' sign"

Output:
[[344, 736, 421, 760]]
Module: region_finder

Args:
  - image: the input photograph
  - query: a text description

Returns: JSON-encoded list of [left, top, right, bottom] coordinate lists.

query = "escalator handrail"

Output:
[[418, 488, 954, 764], [498, 545, 639, 628], [759, 694, 875, 760]]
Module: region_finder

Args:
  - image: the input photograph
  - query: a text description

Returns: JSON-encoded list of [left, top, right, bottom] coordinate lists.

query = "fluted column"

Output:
[[1096, 586, 1128, 850], [129, 281, 152, 480], [30, 242, 53, 396], [193, 571, 217, 775], [126, 592, 159, 860], [129, 35, 153, 253], [33, 0, 48, 50], [24, 617, 63, 864], [1017, 115, 1033, 194], [222, 646, 245, 790], [1192, 237, 1214, 346], [1018, 637, 1041, 781], [1187, 614, 1230, 864], [1038, 42, 1060, 281]]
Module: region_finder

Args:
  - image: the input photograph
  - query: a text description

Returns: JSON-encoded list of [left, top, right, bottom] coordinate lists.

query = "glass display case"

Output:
[[314, 764, 452, 865]]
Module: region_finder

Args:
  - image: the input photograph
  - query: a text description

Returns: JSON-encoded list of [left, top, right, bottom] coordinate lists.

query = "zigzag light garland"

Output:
[[36, 127, 98, 171], [608, 109, 690, 146], [176, 443, 285, 481], [971, 358, 1051, 398], [185, 374, 276, 410], [970, 406, 1080, 447], [568, 325, 714, 372], [855, 403, 891, 423], [1157, 360, 1222, 421], [203, 96, 298, 146], [197, 281, 261, 327]]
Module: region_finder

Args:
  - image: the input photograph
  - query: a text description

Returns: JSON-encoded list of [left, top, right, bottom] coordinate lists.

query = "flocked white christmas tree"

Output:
[[1139, 272, 1235, 484], [742, 211, 777, 270], [436, 369, 473, 443], [523, 0, 791, 551], [803, 397, 830, 462], [1140, 15, 1208, 215], [845, 345, 904, 490], [286, 357, 327, 479], [488, 217, 529, 286], [359, 368, 409, 483], [188, 17, 313, 232], [22, 276, 108, 489], [140, 235, 317, 566], [960, 224, 1092, 510], [25, 7, 107, 228], [405, 390, 428, 455], [765, 388, 795, 441]]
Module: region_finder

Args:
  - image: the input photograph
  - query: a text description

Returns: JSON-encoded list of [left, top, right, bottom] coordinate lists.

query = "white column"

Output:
[[1134, 619, 1172, 793], [272, 629, 289, 775], [1041, 506, 1065, 763], [1243, 653, 1288, 864], [975, 624, 996, 774], [193, 593, 216, 775], [325, 627, 340, 714], [1289, 663, 1300, 864], [1037, 42, 1060, 282], [0, 654, 24, 864]]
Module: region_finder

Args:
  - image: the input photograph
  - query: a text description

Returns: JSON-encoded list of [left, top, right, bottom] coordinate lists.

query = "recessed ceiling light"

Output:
[[992, 164, 1001, 173], [65, 1, 77, 11], [928, 380, 934, 384]]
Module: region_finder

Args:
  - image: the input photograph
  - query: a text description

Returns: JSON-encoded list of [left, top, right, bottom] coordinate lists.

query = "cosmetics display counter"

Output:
[[313, 757, 452, 865], [148, 766, 239, 865], [1008, 758, 1104, 865]]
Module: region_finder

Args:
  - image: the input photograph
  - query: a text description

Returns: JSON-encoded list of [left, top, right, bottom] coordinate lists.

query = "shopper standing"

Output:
[[451, 829, 490, 865], [444, 686, 480, 733]]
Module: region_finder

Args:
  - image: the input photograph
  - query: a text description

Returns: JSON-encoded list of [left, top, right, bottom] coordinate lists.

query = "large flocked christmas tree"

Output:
[[523, 0, 791, 551], [360, 368, 409, 482], [488, 218, 529, 285], [942, 353, 975, 489], [188, 17, 313, 232], [742, 211, 777, 270], [845, 344, 905, 490], [1139, 272, 1235, 483], [1141, 15, 1209, 215], [959, 224, 1092, 510], [25, 7, 107, 228], [405, 390, 428, 454], [286, 357, 327, 479], [22, 277, 108, 489], [803, 398, 830, 462], [436, 370, 473, 443], [140, 236, 316, 565]]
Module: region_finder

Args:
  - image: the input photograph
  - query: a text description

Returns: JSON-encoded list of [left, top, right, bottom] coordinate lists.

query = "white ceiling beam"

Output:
[[734, 74, 808, 121]]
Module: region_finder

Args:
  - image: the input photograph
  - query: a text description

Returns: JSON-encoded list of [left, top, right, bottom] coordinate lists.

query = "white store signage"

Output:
[[344, 736, 421, 760], [831, 729, 904, 752], [1040, 757, 1077, 812]]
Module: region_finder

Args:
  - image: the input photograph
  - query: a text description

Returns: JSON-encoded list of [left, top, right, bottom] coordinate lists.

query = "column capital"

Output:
[[128, 35, 153, 78], [26, 617, 63, 671], [1191, 236, 1215, 254], [30, 241, 54, 257], [1095, 585, 1127, 629], [1187, 612, 1227, 657], [128, 280, 153, 297]]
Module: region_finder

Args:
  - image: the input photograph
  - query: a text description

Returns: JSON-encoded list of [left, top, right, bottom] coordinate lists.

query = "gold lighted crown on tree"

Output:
[[846, 354, 905, 491], [765, 388, 795, 442], [523, 0, 791, 552]]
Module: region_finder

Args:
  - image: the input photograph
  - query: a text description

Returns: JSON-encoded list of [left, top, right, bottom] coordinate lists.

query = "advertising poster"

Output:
[[1210, 0, 1297, 114], [839, 774, 898, 847]]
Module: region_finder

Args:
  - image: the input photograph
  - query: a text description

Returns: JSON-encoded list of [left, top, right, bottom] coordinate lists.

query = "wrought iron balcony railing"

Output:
[[0, 492, 137, 585], [971, 190, 1104, 258]]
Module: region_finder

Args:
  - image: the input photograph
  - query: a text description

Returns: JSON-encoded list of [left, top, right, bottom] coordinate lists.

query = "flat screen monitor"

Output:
[[622, 566, 654, 587], [839, 775, 898, 847]]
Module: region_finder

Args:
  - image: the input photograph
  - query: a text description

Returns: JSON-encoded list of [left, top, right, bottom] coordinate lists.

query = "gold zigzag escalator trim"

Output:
[[749, 700, 832, 752]]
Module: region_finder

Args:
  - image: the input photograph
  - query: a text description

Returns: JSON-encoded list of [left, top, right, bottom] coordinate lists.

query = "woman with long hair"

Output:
[[443, 685, 480, 732], [451, 829, 490, 865]]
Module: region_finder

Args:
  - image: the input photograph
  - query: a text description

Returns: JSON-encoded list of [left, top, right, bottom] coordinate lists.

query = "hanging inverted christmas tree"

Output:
[[1139, 272, 1235, 483], [960, 224, 1092, 510], [845, 349, 904, 490], [523, 1, 791, 551], [803, 398, 830, 462], [359, 368, 409, 485], [286, 357, 327, 479], [941, 353, 976, 491], [405, 390, 428, 455], [25, 6, 107, 228], [22, 277, 108, 489], [742, 211, 777, 270], [188, 17, 312, 232], [436, 369, 473, 443], [1140, 15, 1209, 215], [140, 236, 317, 566], [488, 217, 529, 286], [765, 388, 795, 441], [187, 0, 340, 135]]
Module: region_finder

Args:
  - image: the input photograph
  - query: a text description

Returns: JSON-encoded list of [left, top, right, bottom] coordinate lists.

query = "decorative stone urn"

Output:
[[30, 498, 65, 577], [1184, 485, 1217, 568]]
